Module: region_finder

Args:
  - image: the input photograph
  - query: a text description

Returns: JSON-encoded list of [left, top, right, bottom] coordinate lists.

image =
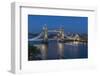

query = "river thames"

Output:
[[28, 40, 88, 60]]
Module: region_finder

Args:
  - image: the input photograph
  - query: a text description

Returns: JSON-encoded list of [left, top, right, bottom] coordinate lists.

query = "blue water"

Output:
[[28, 40, 88, 60]]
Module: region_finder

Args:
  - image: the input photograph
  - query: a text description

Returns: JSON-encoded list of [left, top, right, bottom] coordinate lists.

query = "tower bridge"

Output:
[[42, 25, 64, 42], [29, 25, 80, 42]]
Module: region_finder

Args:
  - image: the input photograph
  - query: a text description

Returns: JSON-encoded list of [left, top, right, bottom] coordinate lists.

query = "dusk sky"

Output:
[[28, 15, 88, 34]]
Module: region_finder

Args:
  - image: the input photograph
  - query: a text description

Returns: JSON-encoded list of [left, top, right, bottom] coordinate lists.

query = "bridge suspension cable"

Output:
[[28, 32, 43, 41]]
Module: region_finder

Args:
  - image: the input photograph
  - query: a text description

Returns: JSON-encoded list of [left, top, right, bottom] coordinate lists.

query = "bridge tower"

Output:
[[59, 27, 64, 40], [43, 25, 48, 42]]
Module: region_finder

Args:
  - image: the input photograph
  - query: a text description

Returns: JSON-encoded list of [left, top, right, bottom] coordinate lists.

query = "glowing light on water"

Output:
[[73, 41, 79, 45], [58, 43, 64, 59], [40, 44, 48, 59], [64, 41, 80, 46]]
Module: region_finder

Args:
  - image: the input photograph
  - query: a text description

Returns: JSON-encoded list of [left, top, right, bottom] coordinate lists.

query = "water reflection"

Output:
[[40, 44, 48, 60], [29, 41, 87, 60], [64, 42, 80, 58], [57, 42, 64, 59]]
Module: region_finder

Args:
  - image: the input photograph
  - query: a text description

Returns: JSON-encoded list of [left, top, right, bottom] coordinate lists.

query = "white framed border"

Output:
[[11, 2, 97, 74]]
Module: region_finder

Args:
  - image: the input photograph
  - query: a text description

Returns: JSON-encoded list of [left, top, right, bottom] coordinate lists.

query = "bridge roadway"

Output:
[[28, 38, 60, 41]]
